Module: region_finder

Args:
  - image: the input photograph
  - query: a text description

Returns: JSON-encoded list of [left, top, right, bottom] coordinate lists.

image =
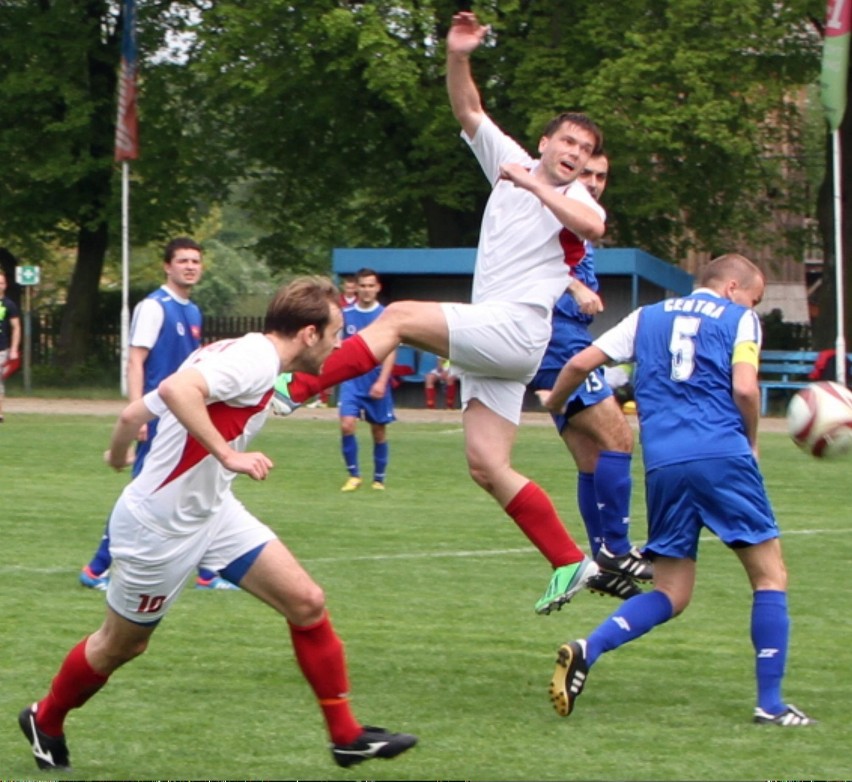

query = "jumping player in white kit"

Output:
[[275, 11, 606, 615]]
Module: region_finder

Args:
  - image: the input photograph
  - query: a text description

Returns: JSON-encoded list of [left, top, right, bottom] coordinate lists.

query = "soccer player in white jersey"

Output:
[[544, 254, 815, 727], [275, 11, 605, 615], [18, 277, 417, 773]]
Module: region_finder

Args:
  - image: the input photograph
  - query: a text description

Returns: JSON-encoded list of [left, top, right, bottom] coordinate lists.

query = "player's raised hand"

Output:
[[221, 450, 274, 481], [447, 11, 489, 55]]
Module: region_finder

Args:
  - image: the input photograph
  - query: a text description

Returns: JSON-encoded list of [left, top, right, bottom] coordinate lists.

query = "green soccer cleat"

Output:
[[535, 557, 599, 615], [270, 373, 301, 417]]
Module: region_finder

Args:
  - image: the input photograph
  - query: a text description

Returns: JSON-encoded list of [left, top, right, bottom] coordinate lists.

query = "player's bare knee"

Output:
[[288, 583, 327, 625], [467, 464, 493, 492]]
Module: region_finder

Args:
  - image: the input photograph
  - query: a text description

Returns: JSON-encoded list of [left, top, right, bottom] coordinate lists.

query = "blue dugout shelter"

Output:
[[333, 247, 694, 336]]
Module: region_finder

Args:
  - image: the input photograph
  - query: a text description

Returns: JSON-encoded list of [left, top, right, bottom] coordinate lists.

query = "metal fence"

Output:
[[29, 312, 266, 365]]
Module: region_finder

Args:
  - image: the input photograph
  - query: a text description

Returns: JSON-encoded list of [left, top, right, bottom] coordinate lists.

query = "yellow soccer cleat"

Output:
[[341, 476, 363, 492]]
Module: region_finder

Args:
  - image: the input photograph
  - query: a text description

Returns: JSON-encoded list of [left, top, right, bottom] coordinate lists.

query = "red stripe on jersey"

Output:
[[156, 390, 274, 491], [559, 228, 586, 269]]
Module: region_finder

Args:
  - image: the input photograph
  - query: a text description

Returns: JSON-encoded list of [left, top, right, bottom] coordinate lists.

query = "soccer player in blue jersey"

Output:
[[544, 253, 815, 727], [79, 238, 235, 591], [337, 268, 396, 492], [530, 153, 652, 601]]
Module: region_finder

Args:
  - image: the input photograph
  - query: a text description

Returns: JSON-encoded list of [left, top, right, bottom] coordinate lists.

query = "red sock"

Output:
[[36, 638, 109, 737], [445, 382, 456, 409], [288, 335, 380, 403], [289, 613, 362, 745], [425, 386, 437, 408], [504, 481, 585, 568]]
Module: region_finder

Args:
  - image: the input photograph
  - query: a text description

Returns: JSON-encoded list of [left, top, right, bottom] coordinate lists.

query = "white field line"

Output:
[[0, 527, 836, 574]]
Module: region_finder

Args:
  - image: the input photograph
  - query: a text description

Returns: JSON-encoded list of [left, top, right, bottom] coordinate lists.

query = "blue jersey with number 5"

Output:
[[630, 291, 761, 470]]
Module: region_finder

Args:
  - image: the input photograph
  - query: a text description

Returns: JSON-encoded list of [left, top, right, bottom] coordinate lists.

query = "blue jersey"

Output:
[[130, 288, 202, 475], [536, 243, 597, 373], [626, 291, 761, 470], [135, 288, 203, 394], [341, 303, 385, 396]]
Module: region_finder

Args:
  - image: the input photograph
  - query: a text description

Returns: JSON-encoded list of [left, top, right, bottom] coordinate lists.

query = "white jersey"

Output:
[[120, 332, 279, 536], [463, 115, 606, 311]]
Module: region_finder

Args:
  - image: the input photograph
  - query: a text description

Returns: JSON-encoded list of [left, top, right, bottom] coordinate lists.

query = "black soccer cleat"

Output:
[[18, 703, 71, 771], [331, 725, 418, 768], [586, 570, 643, 600], [549, 640, 589, 717], [595, 545, 654, 582], [753, 704, 817, 727]]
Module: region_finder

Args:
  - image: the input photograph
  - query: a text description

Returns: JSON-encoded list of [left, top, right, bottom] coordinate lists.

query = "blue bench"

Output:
[[397, 347, 439, 384], [759, 350, 819, 416]]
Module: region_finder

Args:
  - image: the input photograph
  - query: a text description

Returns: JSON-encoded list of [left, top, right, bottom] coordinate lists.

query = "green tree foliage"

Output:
[[0, 1, 231, 370], [191, 0, 825, 269], [0, 0, 840, 372]]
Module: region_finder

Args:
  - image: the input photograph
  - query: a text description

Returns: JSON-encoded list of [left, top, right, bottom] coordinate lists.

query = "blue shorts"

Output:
[[530, 366, 612, 434], [645, 455, 779, 560], [338, 384, 396, 425]]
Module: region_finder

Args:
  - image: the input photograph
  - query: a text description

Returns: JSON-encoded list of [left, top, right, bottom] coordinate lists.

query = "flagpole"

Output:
[[114, 0, 138, 396], [820, 0, 851, 384], [120, 160, 130, 396], [831, 130, 847, 384]]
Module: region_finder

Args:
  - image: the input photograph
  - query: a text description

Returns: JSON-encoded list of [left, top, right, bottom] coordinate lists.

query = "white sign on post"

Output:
[[15, 265, 40, 286]]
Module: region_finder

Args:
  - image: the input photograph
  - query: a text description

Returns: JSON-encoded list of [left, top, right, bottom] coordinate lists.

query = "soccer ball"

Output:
[[786, 381, 852, 458]]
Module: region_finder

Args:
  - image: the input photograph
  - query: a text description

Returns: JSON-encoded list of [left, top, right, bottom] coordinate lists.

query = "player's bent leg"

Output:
[[238, 538, 326, 625], [86, 608, 157, 673]]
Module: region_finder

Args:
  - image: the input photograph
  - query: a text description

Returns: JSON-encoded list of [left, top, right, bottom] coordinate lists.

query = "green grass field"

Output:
[[1, 412, 849, 780]]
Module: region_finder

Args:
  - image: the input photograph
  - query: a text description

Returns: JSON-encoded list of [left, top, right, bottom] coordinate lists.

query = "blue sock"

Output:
[[198, 568, 217, 582], [586, 590, 674, 666], [595, 451, 632, 555], [577, 472, 603, 556], [751, 589, 789, 714], [87, 518, 112, 575], [342, 433, 359, 477], [373, 441, 389, 483]]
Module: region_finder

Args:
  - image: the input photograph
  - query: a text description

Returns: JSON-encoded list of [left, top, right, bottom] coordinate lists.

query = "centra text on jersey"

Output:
[[664, 298, 725, 318]]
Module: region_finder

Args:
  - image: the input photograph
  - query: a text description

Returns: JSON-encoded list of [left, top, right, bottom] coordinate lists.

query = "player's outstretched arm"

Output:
[[105, 398, 156, 470], [545, 345, 609, 413], [446, 11, 489, 138]]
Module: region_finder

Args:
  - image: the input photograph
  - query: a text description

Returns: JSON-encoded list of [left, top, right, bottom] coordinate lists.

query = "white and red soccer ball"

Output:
[[786, 381, 852, 458]]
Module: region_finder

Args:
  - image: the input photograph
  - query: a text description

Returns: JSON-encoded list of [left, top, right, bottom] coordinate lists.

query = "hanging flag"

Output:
[[114, 0, 139, 161], [821, 0, 852, 131]]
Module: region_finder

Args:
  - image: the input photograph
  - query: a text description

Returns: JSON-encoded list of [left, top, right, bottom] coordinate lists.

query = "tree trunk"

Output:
[[55, 0, 119, 372], [57, 220, 109, 370]]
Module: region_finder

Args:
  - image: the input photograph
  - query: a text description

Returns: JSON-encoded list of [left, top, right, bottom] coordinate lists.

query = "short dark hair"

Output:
[[698, 254, 764, 289], [264, 276, 339, 337], [163, 237, 202, 263], [541, 112, 603, 155], [355, 267, 380, 282]]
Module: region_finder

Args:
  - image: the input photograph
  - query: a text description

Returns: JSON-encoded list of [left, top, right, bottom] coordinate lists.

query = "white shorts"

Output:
[[440, 301, 551, 425], [106, 493, 276, 624]]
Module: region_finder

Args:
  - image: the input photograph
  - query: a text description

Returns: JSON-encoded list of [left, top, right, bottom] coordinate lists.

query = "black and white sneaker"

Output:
[[549, 640, 589, 717], [18, 703, 71, 771], [595, 545, 654, 582], [331, 725, 417, 768], [753, 705, 817, 727], [586, 570, 643, 600]]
